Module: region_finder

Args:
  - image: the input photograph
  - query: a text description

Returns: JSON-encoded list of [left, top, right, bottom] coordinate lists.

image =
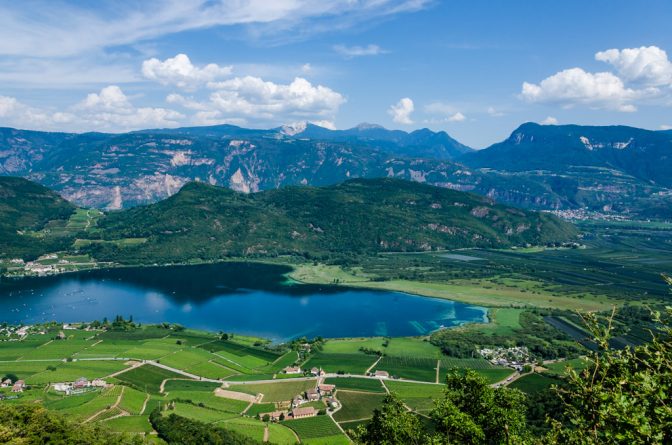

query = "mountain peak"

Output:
[[353, 122, 386, 131]]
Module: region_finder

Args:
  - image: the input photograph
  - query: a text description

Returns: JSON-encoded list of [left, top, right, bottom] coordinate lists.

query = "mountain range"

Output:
[[0, 176, 576, 263], [1, 122, 671, 218]]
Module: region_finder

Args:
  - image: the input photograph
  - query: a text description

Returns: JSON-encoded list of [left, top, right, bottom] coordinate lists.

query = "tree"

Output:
[[354, 393, 426, 445], [546, 303, 672, 444], [430, 370, 529, 444]]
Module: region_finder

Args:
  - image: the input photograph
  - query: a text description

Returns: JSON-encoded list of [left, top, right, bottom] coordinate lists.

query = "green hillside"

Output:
[[0, 177, 75, 259], [86, 178, 577, 264]]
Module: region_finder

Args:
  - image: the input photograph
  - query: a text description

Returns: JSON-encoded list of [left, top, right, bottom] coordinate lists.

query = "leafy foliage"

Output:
[[149, 408, 261, 445], [87, 178, 576, 263], [0, 177, 75, 259], [0, 403, 144, 444]]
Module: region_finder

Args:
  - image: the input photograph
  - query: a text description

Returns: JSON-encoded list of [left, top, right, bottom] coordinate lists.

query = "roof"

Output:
[[374, 370, 389, 376], [292, 407, 317, 416], [318, 384, 335, 391], [306, 388, 318, 395]]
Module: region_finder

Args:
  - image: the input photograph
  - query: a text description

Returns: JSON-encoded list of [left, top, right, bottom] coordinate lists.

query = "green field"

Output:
[[324, 377, 385, 393], [115, 364, 186, 394], [282, 415, 345, 440], [385, 381, 445, 412], [303, 353, 378, 375], [333, 391, 387, 422], [231, 380, 316, 403], [509, 373, 562, 394]]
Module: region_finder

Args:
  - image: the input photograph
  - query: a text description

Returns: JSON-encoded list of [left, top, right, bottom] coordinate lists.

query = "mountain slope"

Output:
[[87, 178, 576, 263], [461, 123, 672, 187], [0, 177, 75, 259]]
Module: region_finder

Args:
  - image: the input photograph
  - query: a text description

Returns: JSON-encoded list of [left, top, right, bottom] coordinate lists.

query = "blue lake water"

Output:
[[0, 263, 488, 342]]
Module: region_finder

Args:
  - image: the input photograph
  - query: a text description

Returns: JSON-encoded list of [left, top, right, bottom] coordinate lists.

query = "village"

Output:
[[478, 346, 533, 371]]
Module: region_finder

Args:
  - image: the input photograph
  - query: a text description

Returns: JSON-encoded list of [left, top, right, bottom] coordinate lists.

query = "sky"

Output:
[[1, 0, 672, 148]]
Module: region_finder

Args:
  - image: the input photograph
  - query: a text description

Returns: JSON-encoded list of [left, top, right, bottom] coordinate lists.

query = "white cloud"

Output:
[[142, 54, 232, 89], [521, 67, 639, 112], [487, 106, 505, 117], [388, 97, 414, 125], [661, 124, 672, 130], [333, 44, 387, 58], [596, 46, 672, 87], [447, 112, 466, 122], [0, 1, 429, 58], [541, 116, 558, 125], [424, 102, 466, 123], [0, 96, 19, 117], [75, 86, 184, 130], [79, 85, 132, 112], [204, 76, 345, 121]]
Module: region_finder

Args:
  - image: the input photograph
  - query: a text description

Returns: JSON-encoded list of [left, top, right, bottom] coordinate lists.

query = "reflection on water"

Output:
[[0, 263, 487, 342]]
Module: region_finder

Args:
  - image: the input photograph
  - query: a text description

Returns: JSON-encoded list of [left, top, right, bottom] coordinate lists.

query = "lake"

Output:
[[0, 263, 488, 342]]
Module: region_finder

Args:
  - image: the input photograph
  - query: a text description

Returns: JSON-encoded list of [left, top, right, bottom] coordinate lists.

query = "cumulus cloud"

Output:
[[142, 54, 232, 89], [333, 44, 387, 58], [596, 46, 672, 86], [424, 102, 467, 123], [541, 116, 558, 125], [388, 97, 414, 124], [0, 95, 19, 117], [204, 76, 345, 121], [75, 86, 184, 130], [447, 112, 466, 122], [521, 68, 639, 112], [487, 106, 505, 117]]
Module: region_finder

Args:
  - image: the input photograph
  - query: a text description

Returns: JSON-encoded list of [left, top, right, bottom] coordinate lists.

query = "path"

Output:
[[105, 361, 143, 379], [139, 393, 150, 415], [85, 386, 125, 423], [435, 360, 440, 384], [365, 356, 383, 374], [263, 426, 269, 443], [493, 371, 524, 387]]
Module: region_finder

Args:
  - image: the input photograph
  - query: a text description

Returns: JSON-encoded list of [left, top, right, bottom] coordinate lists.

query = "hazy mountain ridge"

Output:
[[0, 122, 670, 218]]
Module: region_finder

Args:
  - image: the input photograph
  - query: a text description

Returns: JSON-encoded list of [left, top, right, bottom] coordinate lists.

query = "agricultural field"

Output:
[[333, 391, 386, 422], [230, 379, 317, 403], [385, 381, 445, 413], [114, 364, 185, 394], [303, 352, 378, 375], [324, 377, 385, 393], [282, 415, 347, 443], [509, 373, 562, 395]]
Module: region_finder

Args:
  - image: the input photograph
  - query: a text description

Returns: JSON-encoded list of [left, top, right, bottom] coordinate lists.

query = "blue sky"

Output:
[[1, 0, 671, 147]]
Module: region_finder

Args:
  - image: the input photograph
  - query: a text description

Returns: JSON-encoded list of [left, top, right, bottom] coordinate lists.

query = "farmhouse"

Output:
[[268, 411, 286, 422], [56, 331, 66, 340], [318, 383, 335, 395], [310, 367, 325, 376], [73, 377, 89, 388], [291, 406, 317, 419], [12, 380, 25, 392], [1, 378, 12, 387], [283, 366, 302, 374], [54, 383, 72, 393], [305, 388, 320, 401], [374, 370, 390, 378], [92, 378, 107, 387], [292, 395, 304, 407], [324, 397, 340, 409]]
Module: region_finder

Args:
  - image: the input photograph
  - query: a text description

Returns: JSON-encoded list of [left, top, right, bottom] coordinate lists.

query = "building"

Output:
[[310, 367, 325, 377], [374, 370, 390, 379], [91, 379, 106, 387], [53, 383, 72, 393], [324, 397, 339, 409], [1, 379, 12, 388], [73, 377, 89, 389], [318, 384, 335, 395], [56, 331, 66, 340], [283, 366, 302, 374], [12, 380, 25, 392], [268, 411, 286, 422], [292, 395, 304, 407], [291, 406, 317, 419], [305, 388, 320, 401]]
